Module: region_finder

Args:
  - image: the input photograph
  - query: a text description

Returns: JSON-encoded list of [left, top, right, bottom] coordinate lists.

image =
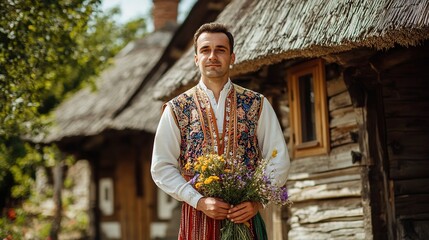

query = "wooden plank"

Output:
[[288, 165, 361, 181], [384, 101, 429, 117], [381, 76, 429, 88], [382, 60, 429, 77], [383, 87, 429, 101], [289, 179, 362, 202], [116, 150, 137, 239], [290, 198, 363, 223], [142, 147, 154, 240], [329, 91, 352, 111], [387, 130, 429, 146], [289, 220, 365, 240], [290, 143, 360, 174], [394, 178, 429, 195], [385, 118, 429, 132], [395, 194, 429, 216], [289, 171, 361, 188], [390, 159, 429, 179], [386, 131, 429, 160]]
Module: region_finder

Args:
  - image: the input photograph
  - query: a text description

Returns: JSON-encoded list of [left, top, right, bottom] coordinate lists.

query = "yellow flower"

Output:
[[201, 165, 208, 172], [184, 162, 191, 170], [271, 149, 278, 158], [204, 176, 220, 184], [224, 169, 231, 173], [195, 182, 203, 189]]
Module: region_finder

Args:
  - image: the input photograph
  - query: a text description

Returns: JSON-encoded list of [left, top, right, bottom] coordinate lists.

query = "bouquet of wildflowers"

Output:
[[185, 149, 292, 240]]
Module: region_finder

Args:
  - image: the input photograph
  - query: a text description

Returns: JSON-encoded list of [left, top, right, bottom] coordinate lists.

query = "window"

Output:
[[287, 59, 329, 158]]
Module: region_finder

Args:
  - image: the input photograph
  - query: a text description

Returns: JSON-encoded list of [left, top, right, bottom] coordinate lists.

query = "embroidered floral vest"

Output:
[[168, 84, 263, 177]]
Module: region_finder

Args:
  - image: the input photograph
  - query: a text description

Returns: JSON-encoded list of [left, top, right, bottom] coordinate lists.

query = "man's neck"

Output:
[[201, 77, 229, 102]]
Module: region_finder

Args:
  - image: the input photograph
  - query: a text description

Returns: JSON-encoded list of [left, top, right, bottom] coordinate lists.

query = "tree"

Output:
[[0, 0, 147, 237]]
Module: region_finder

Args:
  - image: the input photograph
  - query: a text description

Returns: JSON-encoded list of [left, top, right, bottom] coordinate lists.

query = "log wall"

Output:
[[282, 63, 366, 240]]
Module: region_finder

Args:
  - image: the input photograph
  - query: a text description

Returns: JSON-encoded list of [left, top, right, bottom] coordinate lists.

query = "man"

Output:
[[151, 23, 290, 239]]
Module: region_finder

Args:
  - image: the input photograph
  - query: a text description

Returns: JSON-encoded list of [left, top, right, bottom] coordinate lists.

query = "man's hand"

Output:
[[227, 201, 262, 223], [196, 197, 231, 220]]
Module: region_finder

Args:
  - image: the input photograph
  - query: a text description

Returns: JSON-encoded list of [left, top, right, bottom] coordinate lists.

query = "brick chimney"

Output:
[[153, 0, 179, 30]]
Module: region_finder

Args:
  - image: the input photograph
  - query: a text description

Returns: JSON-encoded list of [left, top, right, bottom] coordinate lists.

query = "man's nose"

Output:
[[208, 50, 217, 61]]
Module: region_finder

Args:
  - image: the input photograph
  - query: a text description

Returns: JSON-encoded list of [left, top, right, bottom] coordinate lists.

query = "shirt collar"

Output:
[[198, 79, 232, 94]]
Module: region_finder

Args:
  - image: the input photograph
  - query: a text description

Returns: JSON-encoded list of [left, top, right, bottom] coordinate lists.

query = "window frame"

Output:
[[287, 59, 330, 158]]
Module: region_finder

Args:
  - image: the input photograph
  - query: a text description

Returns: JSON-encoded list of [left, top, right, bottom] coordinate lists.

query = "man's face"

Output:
[[194, 32, 235, 81]]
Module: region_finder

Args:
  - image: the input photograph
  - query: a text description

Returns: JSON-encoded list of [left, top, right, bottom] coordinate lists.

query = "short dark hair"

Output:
[[193, 22, 234, 54]]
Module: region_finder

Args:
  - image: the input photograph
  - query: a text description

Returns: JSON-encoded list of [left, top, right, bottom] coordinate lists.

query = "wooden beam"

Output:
[[369, 44, 429, 73]]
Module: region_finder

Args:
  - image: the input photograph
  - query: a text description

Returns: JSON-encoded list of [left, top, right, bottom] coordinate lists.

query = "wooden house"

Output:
[[153, 0, 429, 239], [43, 0, 231, 239]]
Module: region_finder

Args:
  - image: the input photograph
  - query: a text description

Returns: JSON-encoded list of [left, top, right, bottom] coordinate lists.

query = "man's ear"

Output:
[[231, 53, 236, 65], [194, 54, 198, 66]]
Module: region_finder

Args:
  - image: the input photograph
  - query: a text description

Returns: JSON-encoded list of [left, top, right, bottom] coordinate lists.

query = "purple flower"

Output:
[[190, 173, 200, 185]]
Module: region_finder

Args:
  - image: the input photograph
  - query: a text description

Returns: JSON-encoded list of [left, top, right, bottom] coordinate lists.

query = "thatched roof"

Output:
[[44, 29, 175, 143], [42, 0, 232, 144], [153, 0, 429, 100]]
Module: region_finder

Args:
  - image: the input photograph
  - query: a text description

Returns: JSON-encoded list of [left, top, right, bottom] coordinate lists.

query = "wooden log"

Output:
[[289, 170, 361, 188], [384, 101, 429, 117], [383, 87, 429, 101], [331, 129, 358, 147], [390, 159, 429, 179], [381, 76, 429, 88], [331, 124, 358, 140], [394, 178, 429, 195], [288, 179, 362, 202], [395, 194, 429, 217], [330, 107, 357, 128], [330, 105, 354, 117], [327, 76, 347, 97], [329, 91, 352, 111], [289, 220, 365, 240], [369, 46, 429, 73], [381, 60, 429, 77], [289, 143, 360, 174], [386, 131, 429, 160], [385, 118, 429, 132], [288, 165, 361, 181], [290, 198, 363, 223]]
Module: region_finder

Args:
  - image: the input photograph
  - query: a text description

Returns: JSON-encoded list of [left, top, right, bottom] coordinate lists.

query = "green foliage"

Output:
[[0, 0, 149, 237], [0, 1, 147, 139], [0, 0, 148, 210], [39, 222, 52, 239], [0, 0, 101, 210], [63, 195, 75, 208], [0, 0, 100, 137], [63, 176, 74, 189]]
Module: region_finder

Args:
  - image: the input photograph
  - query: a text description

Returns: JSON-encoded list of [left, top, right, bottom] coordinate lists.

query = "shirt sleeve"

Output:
[[257, 97, 291, 187], [151, 104, 203, 208]]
